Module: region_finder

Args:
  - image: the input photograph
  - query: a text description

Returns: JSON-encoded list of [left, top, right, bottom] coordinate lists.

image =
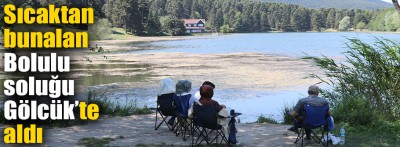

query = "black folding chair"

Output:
[[173, 94, 192, 141], [191, 102, 229, 147], [154, 93, 175, 131], [295, 104, 330, 147]]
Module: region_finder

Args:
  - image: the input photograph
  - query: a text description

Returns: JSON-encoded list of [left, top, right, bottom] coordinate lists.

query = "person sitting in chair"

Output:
[[198, 85, 231, 133], [198, 85, 225, 112], [156, 78, 176, 129], [288, 85, 330, 140], [189, 81, 216, 107], [168, 80, 192, 126]]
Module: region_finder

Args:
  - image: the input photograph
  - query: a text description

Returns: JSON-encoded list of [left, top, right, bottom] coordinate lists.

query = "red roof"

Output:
[[184, 19, 205, 24]]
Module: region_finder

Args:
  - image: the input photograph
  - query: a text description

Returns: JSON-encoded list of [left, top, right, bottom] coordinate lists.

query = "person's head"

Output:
[[200, 85, 214, 99], [308, 85, 319, 96], [175, 80, 192, 95], [158, 78, 175, 96], [202, 81, 215, 89]]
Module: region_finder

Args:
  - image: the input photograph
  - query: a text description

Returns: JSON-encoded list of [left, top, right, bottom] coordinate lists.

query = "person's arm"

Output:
[[291, 99, 303, 117], [214, 101, 224, 112]]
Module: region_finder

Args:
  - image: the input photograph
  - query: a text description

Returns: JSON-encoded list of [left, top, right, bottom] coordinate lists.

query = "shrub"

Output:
[[356, 22, 366, 30], [88, 90, 152, 116], [282, 103, 295, 125], [89, 18, 112, 40], [162, 17, 186, 36], [304, 38, 400, 125], [256, 115, 279, 124], [220, 24, 235, 33], [338, 16, 351, 31], [304, 38, 400, 145]]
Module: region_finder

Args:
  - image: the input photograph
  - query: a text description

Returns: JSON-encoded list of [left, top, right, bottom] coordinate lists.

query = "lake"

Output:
[[3, 32, 394, 123], [137, 32, 399, 57], [132, 32, 399, 123]]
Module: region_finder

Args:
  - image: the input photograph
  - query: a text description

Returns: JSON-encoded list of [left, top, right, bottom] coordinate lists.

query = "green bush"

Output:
[[89, 18, 112, 40], [368, 9, 400, 32], [282, 104, 295, 125], [220, 24, 235, 33], [305, 38, 400, 122], [356, 22, 366, 30], [256, 115, 279, 124], [162, 17, 186, 36], [304, 38, 400, 144]]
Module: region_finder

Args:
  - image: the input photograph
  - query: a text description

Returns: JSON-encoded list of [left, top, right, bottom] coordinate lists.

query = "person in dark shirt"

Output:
[[198, 85, 226, 112]]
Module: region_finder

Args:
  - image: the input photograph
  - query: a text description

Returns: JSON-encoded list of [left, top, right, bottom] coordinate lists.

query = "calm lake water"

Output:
[[0, 32, 397, 122], [137, 32, 399, 57], [135, 32, 399, 123]]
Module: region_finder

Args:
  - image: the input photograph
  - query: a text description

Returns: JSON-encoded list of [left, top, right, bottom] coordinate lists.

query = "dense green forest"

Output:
[[0, 0, 399, 37], [257, 0, 391, 10], [88, 0, 400, 36]]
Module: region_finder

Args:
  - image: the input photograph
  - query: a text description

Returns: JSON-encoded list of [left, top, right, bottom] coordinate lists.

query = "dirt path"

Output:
[[0, 114, 327, 147], [0, 113, 323, 147]]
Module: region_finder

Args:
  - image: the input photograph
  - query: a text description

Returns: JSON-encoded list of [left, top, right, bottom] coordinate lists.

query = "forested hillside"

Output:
[[257, 0, 391, 10], [90, 0, 399, 36], [1, 0, 398, 37]]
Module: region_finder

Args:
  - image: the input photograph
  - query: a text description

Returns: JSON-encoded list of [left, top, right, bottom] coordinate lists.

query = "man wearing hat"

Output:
[[288, 85, 330, 140]]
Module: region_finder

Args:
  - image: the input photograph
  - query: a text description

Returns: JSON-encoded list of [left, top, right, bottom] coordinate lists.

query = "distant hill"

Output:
[[257, 0, 392, 10]]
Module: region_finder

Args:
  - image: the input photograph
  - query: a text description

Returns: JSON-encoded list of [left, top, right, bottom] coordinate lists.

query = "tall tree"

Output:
[[326, 9, 336, 28], [311, 11, 324, 31], [145, 12, 162, 35], [163, 17, 186, 36], [339, 16, 351, 31], [167, 0, 183, 18], [392, 0, 400, 14]]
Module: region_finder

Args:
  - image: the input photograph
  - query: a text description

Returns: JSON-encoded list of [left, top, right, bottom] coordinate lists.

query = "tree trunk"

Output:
[[393, 0, 400, 14]]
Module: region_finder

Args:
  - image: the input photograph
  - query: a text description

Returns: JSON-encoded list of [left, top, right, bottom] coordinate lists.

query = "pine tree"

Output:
[[311, 11, 324, 31], [326, 9, 336, 28], [145, 12, 162, 35]]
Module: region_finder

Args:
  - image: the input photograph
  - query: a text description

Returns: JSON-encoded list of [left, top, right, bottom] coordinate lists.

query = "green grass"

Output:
[[256, 115, 279, 124], [329, 123, 400, 146], [78, 137, 115, 147], [107, 27, 139, 40], [88, 90, 152, 116]]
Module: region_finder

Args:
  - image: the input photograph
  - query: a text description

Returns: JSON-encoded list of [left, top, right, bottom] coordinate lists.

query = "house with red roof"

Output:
[[183, 19, 206, 33]]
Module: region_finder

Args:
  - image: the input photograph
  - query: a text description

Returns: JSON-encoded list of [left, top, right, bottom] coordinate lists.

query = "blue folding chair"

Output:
[[173, 94, 192, 141], [295, 103, 330, 147], [154, 93, 175, 131]]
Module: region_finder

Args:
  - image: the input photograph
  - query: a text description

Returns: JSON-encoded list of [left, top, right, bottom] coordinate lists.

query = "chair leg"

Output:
[[325, 131, 329, 147], [155, 111, 167, 130], [154, 110, 158, 130], [294, 128, 303, 143]]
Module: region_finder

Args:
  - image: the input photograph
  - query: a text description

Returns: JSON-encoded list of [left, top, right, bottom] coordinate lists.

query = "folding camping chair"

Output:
[[173, 94, 192, 141], [154, 93, 175, 131], [191, 102, 229, 147], [295, 103, 330, 147]]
